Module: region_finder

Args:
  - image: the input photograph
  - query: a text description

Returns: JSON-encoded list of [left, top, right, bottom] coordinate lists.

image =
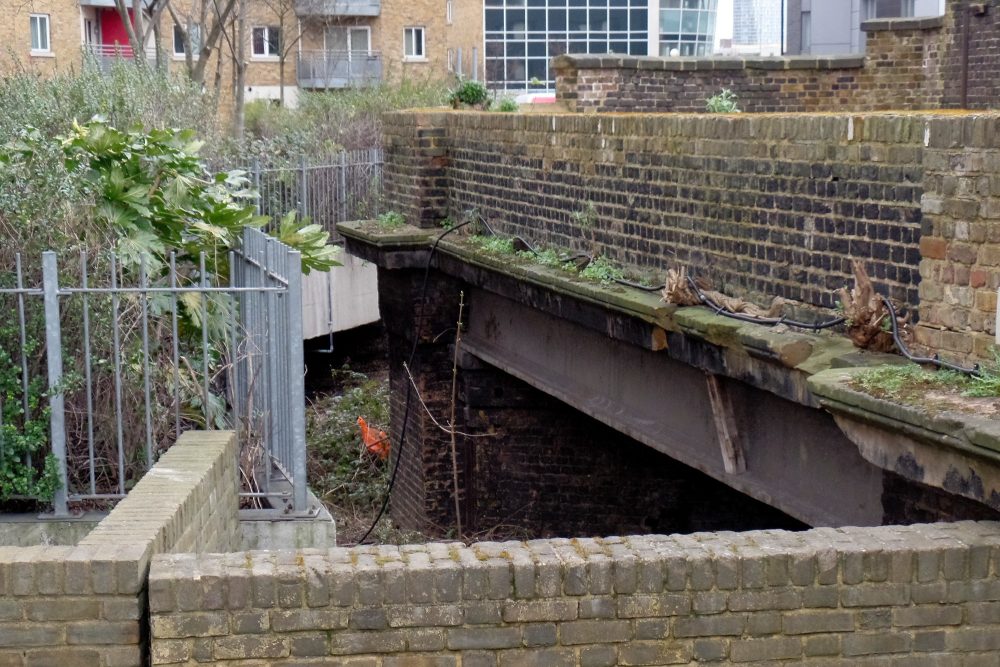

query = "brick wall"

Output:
[[386, 111, 925, 313], [940, 0, 1000, 109], [0, 431, 239, 667], [383, 109, 1000, 363], [552, 13, 968, 115], [149, 520, 1000, 665]]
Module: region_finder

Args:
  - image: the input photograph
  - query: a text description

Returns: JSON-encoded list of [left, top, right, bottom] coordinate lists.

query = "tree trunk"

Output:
[[232, 0, 247, 141]]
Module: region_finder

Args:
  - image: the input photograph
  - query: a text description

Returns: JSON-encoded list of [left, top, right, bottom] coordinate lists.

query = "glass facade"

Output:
[[659, 0, 717, 56], [484, 0, 650, 91]]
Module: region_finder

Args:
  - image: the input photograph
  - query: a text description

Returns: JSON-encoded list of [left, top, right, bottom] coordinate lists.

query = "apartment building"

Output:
[[0, 0, 480, 107]]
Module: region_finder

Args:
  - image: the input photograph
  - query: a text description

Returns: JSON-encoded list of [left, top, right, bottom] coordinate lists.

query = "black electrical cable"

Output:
[[881, 296, 981, 376], [685, 276, 847, 332], [352, 218, 480, 546]]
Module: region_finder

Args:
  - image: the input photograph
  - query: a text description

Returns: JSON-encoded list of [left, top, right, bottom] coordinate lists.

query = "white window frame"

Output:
[[30, 14, 51, 55], [252, 25, 281, 59], [172, 23, 202, 58], [446, 0, 454, 25], [403, 26, 426, 61]]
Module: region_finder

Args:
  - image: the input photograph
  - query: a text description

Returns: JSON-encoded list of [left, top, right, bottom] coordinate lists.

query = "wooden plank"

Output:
[[705, 373, 746, 475]]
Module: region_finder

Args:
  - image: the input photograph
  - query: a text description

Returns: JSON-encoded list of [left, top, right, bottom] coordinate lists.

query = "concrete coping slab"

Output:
[[861, 15, 946, 32], [809, 366, 1000, 511], [550, 54, 866, 72]]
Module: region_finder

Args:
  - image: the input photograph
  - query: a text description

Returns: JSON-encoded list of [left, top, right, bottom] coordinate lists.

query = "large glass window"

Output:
[[485, 0, 649, 91], [659, 0, 717, 57]]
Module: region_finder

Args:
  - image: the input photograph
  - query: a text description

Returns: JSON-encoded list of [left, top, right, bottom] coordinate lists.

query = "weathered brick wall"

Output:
[[941, 0, 1000, 109], [556, 12, 971, 115], [0, 431, 238, 667], [384, 110, 1000, 363], [386, 111, 924, 313], [553, 55, 868, 114], [149, 521, 1000, 665], [552, 18, 946, 114], [914, 115, 1000, 361]]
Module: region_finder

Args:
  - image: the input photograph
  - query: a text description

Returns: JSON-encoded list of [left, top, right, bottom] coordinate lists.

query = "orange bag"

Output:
[[357, 416, 390, 460]]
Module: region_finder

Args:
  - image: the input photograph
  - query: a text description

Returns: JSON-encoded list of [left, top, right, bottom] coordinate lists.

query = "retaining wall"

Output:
[[149, 521, 1000, 665], [552, 18, 945, 114], [384, 109, 1000, 362], [0, 430, 238, 667]]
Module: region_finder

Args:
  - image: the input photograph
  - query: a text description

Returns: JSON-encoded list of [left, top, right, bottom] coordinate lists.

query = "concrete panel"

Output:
[[302, 251, 380, 340], [463, 288, 884, 527]]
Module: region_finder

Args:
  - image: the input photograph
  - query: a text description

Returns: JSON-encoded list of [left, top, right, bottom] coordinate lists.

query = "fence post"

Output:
[[299, 154, 308, 220], [286, 250, 308, 512], [41, 252, 69, 517], [252, 159, 262, 216], [338, 151, 348, 224]]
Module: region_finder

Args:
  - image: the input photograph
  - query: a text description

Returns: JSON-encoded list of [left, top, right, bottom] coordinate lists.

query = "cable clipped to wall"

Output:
[[471, 220, 985, 376], [881, 296, 982, 376]]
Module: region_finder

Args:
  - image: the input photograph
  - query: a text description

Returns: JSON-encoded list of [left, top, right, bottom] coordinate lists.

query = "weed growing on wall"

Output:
[[706, 89, 740, 113]]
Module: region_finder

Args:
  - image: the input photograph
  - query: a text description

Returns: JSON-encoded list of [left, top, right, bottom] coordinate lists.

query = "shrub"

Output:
[[448, 79, 490, 107], [706, 89, 740, 113], [496, 98, 519, 113]]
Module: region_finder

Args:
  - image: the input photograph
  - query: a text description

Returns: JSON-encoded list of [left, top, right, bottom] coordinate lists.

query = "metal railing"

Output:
[[83, 43, 158, 71], [246, 148, 385, 237], [297, 49, 382, 88], [0, 227, 307, 515]]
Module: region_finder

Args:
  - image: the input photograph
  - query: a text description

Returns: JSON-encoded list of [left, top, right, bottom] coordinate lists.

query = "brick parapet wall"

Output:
[[149, 521, 1000, 664], [552, 13, 956, 114], [383, 109, 1000, 363], [0, 431, 238, 667]]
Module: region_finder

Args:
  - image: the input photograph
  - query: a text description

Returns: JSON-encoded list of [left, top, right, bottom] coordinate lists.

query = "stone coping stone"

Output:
[[550, 54, 865, 72], [809, 366, 1000, 459], [337, 219, 433, 246], [861, 15, 946, 32], [338, 221, 899, 388]]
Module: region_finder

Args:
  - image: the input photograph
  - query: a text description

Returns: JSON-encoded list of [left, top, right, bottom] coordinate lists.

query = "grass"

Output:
[[466, 234, 629, 287], [852, 355, 1000, 405]]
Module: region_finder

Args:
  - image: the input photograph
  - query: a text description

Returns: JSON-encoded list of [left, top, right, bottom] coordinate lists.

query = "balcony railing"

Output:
[[297, 50, 382, 89], [83, 43, 158, 71], [294, 0, 380, 16]]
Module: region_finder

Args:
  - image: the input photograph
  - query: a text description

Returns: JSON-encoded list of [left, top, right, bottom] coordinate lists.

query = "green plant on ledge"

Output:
[[377, 211, 406, 229], [448, 80, 490, 109], [706, 89, 740, 113]]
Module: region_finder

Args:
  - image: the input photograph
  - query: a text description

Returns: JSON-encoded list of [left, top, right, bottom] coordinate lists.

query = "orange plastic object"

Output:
[[357, 416, 390, 460]]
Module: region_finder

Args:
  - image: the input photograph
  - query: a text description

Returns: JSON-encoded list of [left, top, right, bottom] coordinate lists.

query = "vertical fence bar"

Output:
[[338, 151, 348, 224], [253, 159, 262, 216], [200, 253, 211, 429], [41, 252, 69, 516], [299, 155, 308, 220], [287, 248, 307, 511], [80, 253, 96, 495], [140, 256, 154, 466], [110, 255, 126, 496], [264, 240, 279, 499], [229, 249, 241, 456], [170, 253, 181, 439], [15, 255, 31, 467]]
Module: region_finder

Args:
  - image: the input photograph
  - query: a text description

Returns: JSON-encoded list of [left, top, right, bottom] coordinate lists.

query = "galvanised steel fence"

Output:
[[246, 148, 384, 236], [0, 227, 306, 515]]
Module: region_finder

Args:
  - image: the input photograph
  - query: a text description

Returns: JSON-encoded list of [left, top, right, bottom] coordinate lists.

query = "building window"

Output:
[[446, 0, 454, 24], [404, 27, 425, 59], [30, 14, 50, 53], [800, 11, 811, 54], [252, 26, 280, 57], [484, 0, 649, 91], [173, 24, 202, 56], [659, 0, 718, 57]]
